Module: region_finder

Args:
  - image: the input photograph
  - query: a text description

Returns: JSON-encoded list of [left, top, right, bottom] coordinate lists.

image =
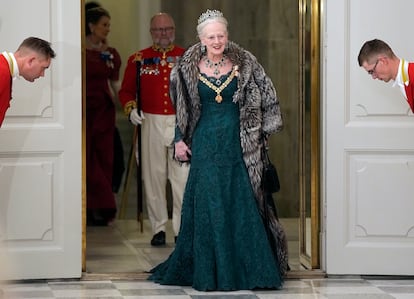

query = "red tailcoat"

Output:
[[119, 45, 185, 114], [0, 55, 12, 126], [404, 62, 414, 113]]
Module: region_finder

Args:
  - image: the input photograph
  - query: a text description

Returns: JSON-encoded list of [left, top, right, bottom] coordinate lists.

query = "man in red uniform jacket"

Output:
[[119, 13, 189, 246], [358, 39, 414, 112], [0, 37, 55, 126]]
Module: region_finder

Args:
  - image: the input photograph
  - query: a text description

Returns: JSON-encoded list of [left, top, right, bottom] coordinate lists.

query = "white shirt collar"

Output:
[[393, 58, 408, 88]]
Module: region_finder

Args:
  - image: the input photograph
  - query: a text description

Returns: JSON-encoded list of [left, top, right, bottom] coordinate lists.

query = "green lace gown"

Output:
[[148, 71, 283, 291]]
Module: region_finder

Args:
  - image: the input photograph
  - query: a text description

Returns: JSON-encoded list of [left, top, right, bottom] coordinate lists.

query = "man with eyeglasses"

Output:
[[119, 13, 189, 246], [358, 38, 414, 112]]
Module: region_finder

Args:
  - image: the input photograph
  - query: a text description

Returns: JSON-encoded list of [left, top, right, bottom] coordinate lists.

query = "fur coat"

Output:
[[170, 41, 288, 275]]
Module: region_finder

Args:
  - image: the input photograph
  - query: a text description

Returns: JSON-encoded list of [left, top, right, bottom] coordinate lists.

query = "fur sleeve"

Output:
[[251, 56, 283, 135], [170, 60, 190, 143]]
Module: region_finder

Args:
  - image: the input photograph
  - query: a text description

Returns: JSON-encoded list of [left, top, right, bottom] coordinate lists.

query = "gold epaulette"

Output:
[[132, 51, 143, 62], [124, 101, 137, 116]]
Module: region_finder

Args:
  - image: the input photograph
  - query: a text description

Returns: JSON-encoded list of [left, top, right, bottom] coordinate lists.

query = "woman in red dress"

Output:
[[85, 7, 121, 225]]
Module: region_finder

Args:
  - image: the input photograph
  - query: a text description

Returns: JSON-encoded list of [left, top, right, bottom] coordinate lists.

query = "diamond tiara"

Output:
[[198, 9, 224, 25]]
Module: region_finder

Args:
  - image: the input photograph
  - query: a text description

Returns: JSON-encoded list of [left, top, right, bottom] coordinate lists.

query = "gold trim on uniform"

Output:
[[133, 52, 143, 62], [124, 100, 137, 116], [152, 44, 174, 53]]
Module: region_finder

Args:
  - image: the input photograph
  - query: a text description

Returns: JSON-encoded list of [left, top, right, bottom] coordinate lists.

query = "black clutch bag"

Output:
[[263, 147, 280, 193]]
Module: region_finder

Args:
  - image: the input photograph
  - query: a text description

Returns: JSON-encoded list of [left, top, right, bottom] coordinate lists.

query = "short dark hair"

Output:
[[18, 37, 56, 59], [85, 7, 110, 36], [358, 39, 395, 66], [85, 1, 101, 11]]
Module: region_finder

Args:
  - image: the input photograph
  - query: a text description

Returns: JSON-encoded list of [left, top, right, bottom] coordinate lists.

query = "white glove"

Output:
[[129, 108, 145, 125]]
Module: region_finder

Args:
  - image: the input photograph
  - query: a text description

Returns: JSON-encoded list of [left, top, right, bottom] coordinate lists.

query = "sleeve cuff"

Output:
[[123, 101, 137, 116]]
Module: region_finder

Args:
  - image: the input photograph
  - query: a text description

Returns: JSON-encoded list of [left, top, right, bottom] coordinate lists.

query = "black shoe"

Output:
[[151, 231, 166, 246], [87, 209, 108, 226]]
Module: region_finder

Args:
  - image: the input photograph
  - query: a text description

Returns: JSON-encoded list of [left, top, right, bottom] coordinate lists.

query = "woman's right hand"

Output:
[[174, 140, 191, 162]]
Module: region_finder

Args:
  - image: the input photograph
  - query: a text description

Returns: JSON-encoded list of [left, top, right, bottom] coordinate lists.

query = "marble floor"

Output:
[[2, 277, 414, 298]]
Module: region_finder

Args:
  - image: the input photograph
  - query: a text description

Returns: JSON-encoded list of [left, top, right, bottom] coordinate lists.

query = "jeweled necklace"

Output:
[[203, 55, 226, 76], [86, 37, 103, 50], [90, 41, 102, 49], [199, 66, 238, 103]]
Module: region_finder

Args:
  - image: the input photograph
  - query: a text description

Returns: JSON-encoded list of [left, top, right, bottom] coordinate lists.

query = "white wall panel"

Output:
[[349, 152, 414, 237]]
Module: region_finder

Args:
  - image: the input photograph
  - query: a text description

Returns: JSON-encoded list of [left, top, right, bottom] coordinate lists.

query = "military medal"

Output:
[[166, 56, 176, 68], [159, 51, 168, 66]]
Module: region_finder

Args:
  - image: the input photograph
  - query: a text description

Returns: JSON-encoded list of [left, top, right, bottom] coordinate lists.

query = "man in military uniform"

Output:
[[119, 13, 189, 246]]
